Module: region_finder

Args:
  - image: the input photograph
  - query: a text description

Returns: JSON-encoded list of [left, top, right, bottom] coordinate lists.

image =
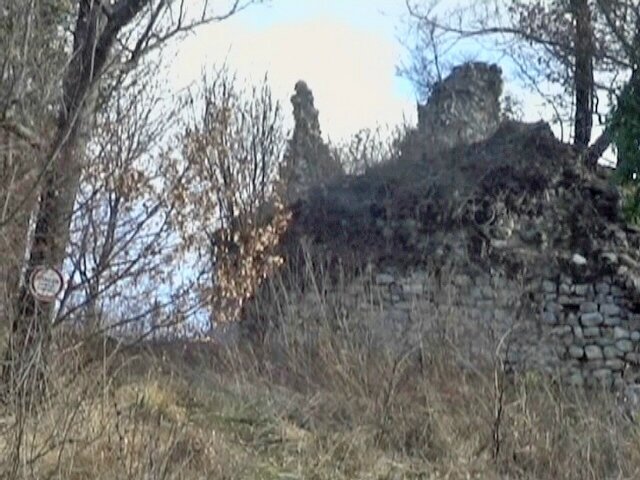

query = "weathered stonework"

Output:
[[353, 267, 640, 389], [281, 81, 343, 203], [240, 64, 640, 394], [417, 62, 503, 151]]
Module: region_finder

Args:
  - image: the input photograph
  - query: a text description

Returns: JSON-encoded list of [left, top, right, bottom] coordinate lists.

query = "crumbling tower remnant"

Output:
[[417, 62, 503, 151], [282, 80, 342, 203]]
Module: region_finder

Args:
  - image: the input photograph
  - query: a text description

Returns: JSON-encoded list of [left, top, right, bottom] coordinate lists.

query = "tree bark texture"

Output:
[[2, 0, 148, 401], [571, 0, 595, 151]]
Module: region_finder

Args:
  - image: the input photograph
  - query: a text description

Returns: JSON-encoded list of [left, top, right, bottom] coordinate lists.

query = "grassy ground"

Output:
[[2, 261, 640, 479], [1, 321, 640, 480]]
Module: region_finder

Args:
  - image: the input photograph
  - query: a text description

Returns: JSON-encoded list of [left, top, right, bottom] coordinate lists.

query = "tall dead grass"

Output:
[[1, 255, 640, 479]]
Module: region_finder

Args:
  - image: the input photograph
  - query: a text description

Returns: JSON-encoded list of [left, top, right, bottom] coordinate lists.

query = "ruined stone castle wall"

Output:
[[417, 62, 503, 151], [532, 274, 640, 388], [237, 62, 640, 394], [282, 81, 342, 203], [341, 266, 640, 389]]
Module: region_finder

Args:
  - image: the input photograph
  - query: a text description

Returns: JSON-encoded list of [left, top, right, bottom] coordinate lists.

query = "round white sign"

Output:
[[29, 267, 64, 303]]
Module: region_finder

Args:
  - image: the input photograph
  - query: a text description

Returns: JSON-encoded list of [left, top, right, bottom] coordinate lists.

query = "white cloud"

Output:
[[169, 16, 416, 142]]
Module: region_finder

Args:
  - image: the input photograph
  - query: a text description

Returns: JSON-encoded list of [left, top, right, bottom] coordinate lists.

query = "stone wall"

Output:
[[417, 62, 503, 151], [355, 268, 526, 363], [533, 275, 640, 388], [238, 63, 640, 393], [339, 265, 640, 389]]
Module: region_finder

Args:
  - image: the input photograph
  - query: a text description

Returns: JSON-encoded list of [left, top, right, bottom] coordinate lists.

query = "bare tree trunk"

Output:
[[585, 67, 640, 167], [1, 0, 255, 401], [571, 0, 594, 151], [1, 0, 143, 400], [584, 126, 612, 167], [2, 123, 85, 399], [0, 133, 36, 336]]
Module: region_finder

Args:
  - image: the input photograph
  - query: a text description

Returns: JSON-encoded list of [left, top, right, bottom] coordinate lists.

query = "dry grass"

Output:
[[2, 265, 640, 479]]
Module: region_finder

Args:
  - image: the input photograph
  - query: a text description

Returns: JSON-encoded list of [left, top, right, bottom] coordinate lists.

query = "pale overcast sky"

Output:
[[168, 0, 416, 143], [165, 0, 613, 163]]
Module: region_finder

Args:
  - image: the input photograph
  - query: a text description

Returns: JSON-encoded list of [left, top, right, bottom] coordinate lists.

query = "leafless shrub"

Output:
[[175, 67, 291, 327], [331, 123, 413, 175]]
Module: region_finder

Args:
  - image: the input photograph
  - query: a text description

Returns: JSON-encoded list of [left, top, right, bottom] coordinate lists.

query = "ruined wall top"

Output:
[[243, 69, 640, 392], [282, 80, 342, 203], [417, 62, 503, 151], [290, 80, 322, 140]]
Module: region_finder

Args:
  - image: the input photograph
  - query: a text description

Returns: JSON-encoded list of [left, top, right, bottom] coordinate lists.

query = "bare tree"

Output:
[[584, 0, 640, 166], [176, 68, 290, 328], [0, 1, 70, 343], [572, 0, 595, 149], [402, 0, 640, 166], [60, 58, 186, 337], [0, 0, 261, 399]]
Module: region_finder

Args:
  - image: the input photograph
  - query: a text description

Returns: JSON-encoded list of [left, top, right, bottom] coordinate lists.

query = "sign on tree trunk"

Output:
[[28, 267, 64, 303]]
